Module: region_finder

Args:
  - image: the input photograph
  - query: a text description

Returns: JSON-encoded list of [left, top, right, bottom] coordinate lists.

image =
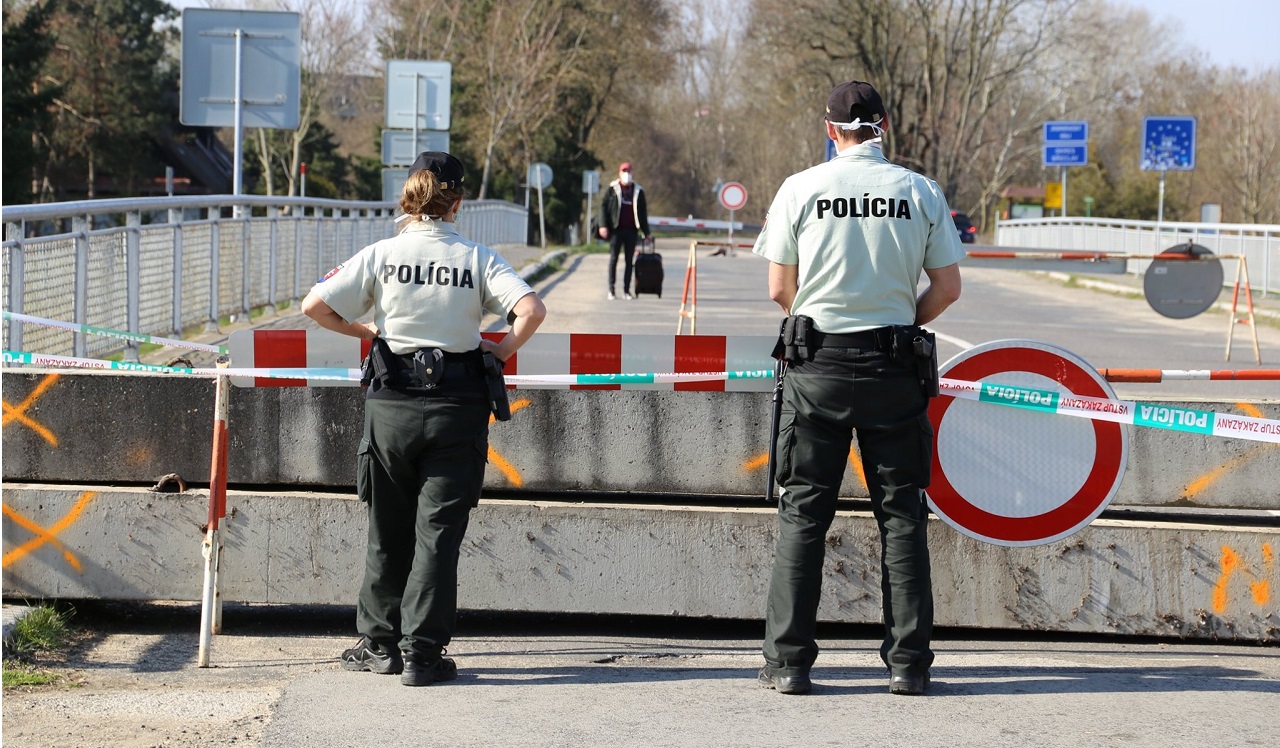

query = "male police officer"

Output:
[[753, 81, 963, 696]]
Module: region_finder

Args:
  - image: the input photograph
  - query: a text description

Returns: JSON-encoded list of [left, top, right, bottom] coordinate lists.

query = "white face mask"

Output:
[[619, 172, 633, 185], [830, 116, 886, 138]]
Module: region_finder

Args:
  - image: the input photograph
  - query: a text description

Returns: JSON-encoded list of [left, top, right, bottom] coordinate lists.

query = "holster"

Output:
[[481, 352, 511, 421], [771, 315, 816, 363], [360, 337, 405, 388], [891, 327, 939, 398]]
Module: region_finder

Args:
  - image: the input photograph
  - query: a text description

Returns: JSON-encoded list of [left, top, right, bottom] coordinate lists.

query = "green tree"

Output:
[[2, 0, 62, 205], [245, 119, 361, 200], [42, 0, 176, 198]]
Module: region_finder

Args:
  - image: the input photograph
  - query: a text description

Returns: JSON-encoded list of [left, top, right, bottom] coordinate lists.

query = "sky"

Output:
[[1121, 0, 1279, 71], [169, 0, 1278, 73]]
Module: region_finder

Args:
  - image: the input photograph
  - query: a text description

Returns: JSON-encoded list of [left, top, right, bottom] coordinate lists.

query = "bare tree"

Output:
[[469, 0, 584, 198], [237, 0, 374, 196], [372, 0, 465, 61], [741, 0, 1076, 217], [1209, 69, 1280, 224]]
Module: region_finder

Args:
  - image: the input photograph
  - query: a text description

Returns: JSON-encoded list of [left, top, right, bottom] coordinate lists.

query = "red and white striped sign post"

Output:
[[198, 359, 231, 667]]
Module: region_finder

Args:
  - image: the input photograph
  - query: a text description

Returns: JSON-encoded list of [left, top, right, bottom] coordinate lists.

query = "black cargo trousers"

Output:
[[608, 226, 639, 294], [355, 382, 490, 661], [764, 345, 935, 679]]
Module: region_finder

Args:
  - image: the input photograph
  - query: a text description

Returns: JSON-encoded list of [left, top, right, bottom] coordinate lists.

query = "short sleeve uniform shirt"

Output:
[[753, 144, 965, 333], [311, 219, 533, 354]]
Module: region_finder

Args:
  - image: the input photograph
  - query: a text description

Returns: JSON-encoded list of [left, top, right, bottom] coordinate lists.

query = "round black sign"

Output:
[[1143, 243, 1223, 319]]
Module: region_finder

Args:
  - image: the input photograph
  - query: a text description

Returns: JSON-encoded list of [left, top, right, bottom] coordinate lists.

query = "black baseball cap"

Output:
[[408, 151, 465, 189], [825, 80, 885, 124]]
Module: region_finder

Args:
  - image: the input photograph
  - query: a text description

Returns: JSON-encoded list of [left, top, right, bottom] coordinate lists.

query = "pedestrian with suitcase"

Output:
[[598, 161, 651, 300]]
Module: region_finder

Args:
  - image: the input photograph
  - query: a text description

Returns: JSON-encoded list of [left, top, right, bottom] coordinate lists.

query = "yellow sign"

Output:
[[1044, 182, 1063, 209]]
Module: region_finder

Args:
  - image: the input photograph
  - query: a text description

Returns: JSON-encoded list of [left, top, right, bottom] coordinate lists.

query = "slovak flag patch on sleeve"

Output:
[[320, 263, 344, 282]]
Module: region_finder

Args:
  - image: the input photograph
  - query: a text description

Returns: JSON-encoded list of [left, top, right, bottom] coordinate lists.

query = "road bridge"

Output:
[[4, 239, 1279, 641]]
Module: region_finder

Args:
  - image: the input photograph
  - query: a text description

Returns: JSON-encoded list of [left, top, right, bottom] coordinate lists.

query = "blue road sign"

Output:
[[825, 138, 837, 162], [1044, 121, 1088, 142], [1044, 144, 1088, 167], [1043, 120, 1088, 167], [1142, 116, 1196, 171]]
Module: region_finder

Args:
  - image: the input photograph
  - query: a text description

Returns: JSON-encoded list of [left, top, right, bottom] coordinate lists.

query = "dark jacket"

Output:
[[600, 180, 650, 236]]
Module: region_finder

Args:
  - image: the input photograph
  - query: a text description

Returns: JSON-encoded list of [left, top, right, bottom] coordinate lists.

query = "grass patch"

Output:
[[3, 663, 59, 688], [2, 603, 74, 690], [11, 605, 71, 651]]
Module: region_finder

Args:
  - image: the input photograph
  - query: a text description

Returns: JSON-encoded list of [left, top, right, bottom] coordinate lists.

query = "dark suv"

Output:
[[951, 211, 977, 244]]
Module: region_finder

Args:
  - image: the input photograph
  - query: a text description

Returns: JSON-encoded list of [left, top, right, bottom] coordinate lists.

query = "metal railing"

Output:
[[2, 195, 528, 358], [994, 216, 1279, 295]]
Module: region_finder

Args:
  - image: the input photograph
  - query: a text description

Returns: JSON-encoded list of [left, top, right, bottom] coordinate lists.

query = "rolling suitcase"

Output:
[[633, 237, 664, 297]]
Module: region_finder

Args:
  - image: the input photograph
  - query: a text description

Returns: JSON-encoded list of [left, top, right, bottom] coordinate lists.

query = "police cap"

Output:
[[825, 81, 885, 124], [409, 151, 466, 190]]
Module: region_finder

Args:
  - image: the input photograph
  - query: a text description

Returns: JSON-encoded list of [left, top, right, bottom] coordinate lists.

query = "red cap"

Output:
[[619, 162, 632, 172]]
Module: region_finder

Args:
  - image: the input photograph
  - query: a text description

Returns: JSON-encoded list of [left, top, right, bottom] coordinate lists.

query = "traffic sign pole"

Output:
[[1157, 169, 1166, 224], [716, 182, 748, 254], [411, 72, 420, 161], [1140, 116, 1196, 249], [1043, 121, 1088, 218], [1061, 166, 1067, 218], [537, 183, 546, 249], [232, 29, 243, 201]]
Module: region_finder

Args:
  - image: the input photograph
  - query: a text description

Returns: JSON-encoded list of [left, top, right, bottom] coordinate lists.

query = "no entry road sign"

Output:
[[926, 340, 1128, 547], [718, 182, 748, 211]]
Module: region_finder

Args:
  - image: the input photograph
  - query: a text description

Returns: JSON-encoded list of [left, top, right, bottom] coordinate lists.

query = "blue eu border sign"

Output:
[[1142, 116, 1196, 171], [1042, 121, 1088, 167]]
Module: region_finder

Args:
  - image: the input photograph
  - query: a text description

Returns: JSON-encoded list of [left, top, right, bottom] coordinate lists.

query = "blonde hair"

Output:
[[399, 169, 466, 221]]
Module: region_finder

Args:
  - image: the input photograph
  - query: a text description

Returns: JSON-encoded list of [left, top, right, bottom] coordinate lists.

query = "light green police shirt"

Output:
[[752, 144, 965, 333], [312, 219, 533, 354]]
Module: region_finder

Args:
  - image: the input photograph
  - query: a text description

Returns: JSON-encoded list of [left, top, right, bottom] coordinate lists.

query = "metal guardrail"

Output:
[[2, 195, 527, 358], [994, 216, 1278, 295]]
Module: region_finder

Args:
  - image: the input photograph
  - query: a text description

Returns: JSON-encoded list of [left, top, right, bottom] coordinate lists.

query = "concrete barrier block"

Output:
[[3, 372, 1279, 509], [3, 487, 1277, 641]]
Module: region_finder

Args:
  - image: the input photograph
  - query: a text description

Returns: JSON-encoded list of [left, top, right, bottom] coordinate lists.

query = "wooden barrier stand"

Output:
[[198, 358, 230, 668], [676, 240, 757, 335], [1225, 257, 1261, 363]]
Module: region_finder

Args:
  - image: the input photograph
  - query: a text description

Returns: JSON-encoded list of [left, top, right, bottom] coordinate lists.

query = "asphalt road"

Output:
[[527, 237, 1279, 400]]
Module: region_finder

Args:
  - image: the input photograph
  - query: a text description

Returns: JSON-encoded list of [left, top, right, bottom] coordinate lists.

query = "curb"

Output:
[[2, 603, 32, 646], [519, 250, 569, 285]]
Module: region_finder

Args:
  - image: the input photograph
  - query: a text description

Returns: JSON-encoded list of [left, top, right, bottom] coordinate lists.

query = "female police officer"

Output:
[[302, 151, 546, 686]]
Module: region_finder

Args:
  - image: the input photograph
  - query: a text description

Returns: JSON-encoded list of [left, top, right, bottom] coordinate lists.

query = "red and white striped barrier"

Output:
[[227, 330, 776, 391], [227, 330, 373, 388], [650, 216, 744, 231]]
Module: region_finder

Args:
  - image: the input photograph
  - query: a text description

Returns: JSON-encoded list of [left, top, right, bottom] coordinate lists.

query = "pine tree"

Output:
[[2, 0, 62, 205]]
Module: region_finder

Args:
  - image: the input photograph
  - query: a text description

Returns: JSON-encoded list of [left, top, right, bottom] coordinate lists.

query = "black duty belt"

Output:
[[814, 326, 894, 351], [396, 351, 484, 379]]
